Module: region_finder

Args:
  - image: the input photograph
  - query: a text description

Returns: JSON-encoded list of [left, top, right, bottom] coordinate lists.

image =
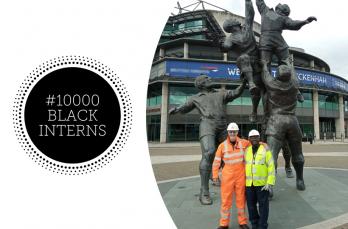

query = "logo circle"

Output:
[[13, 56, 132, 174], [24, 67, 121, 163]]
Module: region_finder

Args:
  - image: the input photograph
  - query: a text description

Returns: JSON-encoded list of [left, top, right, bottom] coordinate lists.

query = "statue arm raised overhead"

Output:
[[224, 79, 247, 103], [245, 0, 255, 30], [169, 98, 195, 115], [222, 35, 234, 51], [260, 61, 276, 90], [256, 0, 268, 15], [284, 16, 317, 31]]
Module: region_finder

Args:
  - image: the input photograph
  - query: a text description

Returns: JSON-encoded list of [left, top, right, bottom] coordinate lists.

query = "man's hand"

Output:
[[168, 107, 178, 115], [261, 184, 272, 192], [306, 16, 317, 23], [212, 178, 220, 183]]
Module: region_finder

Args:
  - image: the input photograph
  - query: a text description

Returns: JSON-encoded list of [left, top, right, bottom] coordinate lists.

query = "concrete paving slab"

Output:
[[158, 168, 348, 229], [151, 152, 348, 165]]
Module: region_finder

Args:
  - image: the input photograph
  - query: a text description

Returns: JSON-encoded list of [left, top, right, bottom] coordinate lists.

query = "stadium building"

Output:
[[147, 1, 348, 142]]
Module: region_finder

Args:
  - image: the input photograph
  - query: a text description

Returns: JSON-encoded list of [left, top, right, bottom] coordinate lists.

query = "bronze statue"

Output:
[[169, 75, 247, 205], [221, 0, 262, 123], [221, 0, 296, 181], [260, 62, 305, 190], [256, 0, 317, 69], [255, 0, 317, 192]]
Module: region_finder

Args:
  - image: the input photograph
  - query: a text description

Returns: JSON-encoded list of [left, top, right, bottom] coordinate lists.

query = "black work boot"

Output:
[[292, 162, 306, 191], [285, 167, 294, 178], [217, 226, 229, 229]]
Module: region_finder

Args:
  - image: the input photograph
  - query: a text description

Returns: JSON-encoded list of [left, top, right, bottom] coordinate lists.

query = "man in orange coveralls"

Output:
[[213, 122, 250, 229]]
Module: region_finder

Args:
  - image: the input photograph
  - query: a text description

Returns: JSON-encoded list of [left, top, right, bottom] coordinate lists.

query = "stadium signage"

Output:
[[165, 60, 348, 93]]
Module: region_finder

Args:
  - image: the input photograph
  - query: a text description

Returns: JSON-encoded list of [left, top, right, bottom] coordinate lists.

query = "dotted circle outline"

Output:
[[13, 56, 133, 175]]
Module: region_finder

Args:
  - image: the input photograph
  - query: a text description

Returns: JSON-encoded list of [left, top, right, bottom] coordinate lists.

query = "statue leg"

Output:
[[266, 136, 283, 171], [282, 141, 294, 178], [260, 50, 272, 73], [266, 135, 283, 198], [199, 135, 216, 205], [250, 91, 261, 123], [287, 119, 306, 191], [237, 54, 259, 122], [237, 54, 257, 93], [211, 129, 227, 186], [261, 87, 271, 143]]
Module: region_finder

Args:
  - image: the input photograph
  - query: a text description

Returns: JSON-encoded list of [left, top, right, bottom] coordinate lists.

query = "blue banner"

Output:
[[165, 60, 348, 93], [166, 60, 241, 80]]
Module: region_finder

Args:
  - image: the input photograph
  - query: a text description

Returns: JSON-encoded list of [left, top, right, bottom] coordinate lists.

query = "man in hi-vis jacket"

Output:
[[245, 129, 275, 229], [212, 123, 250, 229]]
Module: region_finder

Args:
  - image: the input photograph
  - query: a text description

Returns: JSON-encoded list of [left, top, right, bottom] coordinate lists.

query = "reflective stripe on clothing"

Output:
[[246, 176, 267, 180], [245, 144, 276, 186], [224, 158, 244, 165], [246, 160, 266, 165], [221, 139, 247, 166], [224, 151, 244, 158], [218, 137, 249, 226], [237, 208, 245, 212], [220, 209, 230, 219]]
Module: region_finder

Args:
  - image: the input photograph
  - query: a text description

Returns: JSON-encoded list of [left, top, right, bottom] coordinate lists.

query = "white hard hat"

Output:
[[248, 129, 260, 137], [227, 122, 239, 131]]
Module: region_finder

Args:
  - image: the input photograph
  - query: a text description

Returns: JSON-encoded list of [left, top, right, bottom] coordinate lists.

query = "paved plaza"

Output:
[[149, 142, 348, 229]]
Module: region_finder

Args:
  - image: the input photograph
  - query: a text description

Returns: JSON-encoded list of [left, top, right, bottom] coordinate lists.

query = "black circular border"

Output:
[[13, 56, 133, 175]]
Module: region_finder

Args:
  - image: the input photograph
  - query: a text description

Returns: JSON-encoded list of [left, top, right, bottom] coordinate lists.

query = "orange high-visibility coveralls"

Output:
[[213, 137, 250, 227]]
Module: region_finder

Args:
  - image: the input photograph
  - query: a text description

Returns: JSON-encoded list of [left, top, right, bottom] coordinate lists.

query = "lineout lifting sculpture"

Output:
[[256, 0, 316, 192], [221, 0, 316, 193], [170, 0, 317, 205]]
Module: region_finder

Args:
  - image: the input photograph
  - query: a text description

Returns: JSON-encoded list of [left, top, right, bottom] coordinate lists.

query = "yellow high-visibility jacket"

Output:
[[245, 143, 276, 187]]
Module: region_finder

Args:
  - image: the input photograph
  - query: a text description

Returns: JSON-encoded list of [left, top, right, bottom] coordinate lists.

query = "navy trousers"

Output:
[[246, 185, 269, 229]]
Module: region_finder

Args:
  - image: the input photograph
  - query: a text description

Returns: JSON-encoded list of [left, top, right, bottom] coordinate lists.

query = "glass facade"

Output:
[[147, 95, 162, 107], [146, 82, 347, 142], [318, 93, 339, 110], [162, 20, 206, 36], [228, 89, 255, 106], [169, 85, 199, 105], [168, 124, 199, 142], [177, 19, 205, 31], [147, 85, 162, 107], [297, 92, 313, 108], [319, 118, 336, 139], [300, 124, 314, 139], [147, 115, 161, 142]]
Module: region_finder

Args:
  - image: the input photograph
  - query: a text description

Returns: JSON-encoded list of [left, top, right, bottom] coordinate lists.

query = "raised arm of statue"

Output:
[[222, 35, 234, 51], [260, 61, 275, 90], [245, 0, 255, 30], [169, 98, 195, 115], [256, 0, 268, 15], [283, 16, 315, 31], [224, 79, 247, 103]]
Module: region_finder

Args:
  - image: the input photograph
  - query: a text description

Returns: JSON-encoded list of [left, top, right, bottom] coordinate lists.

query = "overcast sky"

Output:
[[175, 0, 348, 80]]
